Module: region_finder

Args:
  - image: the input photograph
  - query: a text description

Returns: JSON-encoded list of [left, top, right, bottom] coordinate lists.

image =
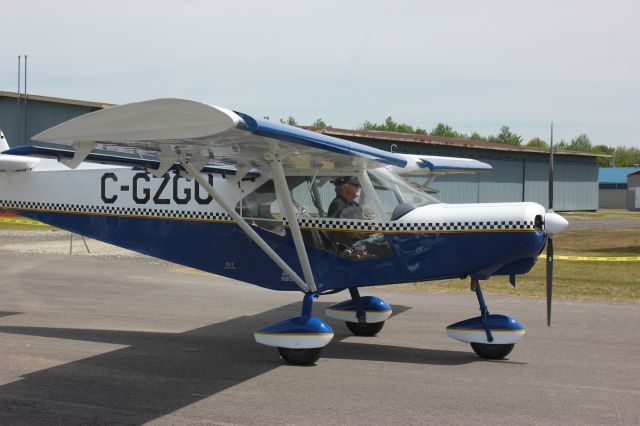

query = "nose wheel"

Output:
[[325, 288, 392, 337], [277, 347, 324, 365], [447, 279, 525, 360], [346, 320, 385, 336], [470, 342, 515, 360]]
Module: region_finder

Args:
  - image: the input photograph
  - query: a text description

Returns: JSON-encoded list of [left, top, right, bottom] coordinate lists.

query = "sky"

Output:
[[2, 0, 639, 147]]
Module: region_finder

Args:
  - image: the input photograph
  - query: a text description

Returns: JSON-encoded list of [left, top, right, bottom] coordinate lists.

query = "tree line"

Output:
[[282, 115, 640, 167]]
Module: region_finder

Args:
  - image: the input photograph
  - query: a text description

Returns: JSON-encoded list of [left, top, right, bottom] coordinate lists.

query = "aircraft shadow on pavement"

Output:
[[0, 302, 475, 424]]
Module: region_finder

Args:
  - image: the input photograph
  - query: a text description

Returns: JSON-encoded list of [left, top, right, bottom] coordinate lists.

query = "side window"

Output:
[[287, 175, 381, 221], [287, 175, 393, 261], [235, 180, 284, 235]]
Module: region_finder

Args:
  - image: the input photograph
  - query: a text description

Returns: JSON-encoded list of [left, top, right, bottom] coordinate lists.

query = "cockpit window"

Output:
[[367, 168, 440, 220], [236, 169, 441, 233], [285, 175, 379, 221], [235, 179, 285, 235]]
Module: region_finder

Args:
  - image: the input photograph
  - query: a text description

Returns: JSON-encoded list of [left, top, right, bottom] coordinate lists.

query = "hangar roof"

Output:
[[599, 167, 640, 183], [309, 127, 607, 158], [0, 91, 114, 109]]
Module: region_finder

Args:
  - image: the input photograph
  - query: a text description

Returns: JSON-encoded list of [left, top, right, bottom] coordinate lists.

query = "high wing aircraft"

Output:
[[0, 99, 568, 365]]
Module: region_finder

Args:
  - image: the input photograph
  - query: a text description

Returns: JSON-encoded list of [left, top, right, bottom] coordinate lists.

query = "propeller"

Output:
[[543, 123, 568, 325]]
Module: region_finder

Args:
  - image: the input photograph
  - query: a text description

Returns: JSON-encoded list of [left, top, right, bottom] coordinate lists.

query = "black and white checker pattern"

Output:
[[0, 200, 233, 222], [294, 217, 534, 232], [0, 200, 535, 232]]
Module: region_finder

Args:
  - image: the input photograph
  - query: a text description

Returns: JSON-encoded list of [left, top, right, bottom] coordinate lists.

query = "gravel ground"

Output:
[[0, 230, 157, 262]]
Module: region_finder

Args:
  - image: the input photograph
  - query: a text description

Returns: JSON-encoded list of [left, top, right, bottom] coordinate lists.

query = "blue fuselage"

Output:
[[12, 209, 546, 292]]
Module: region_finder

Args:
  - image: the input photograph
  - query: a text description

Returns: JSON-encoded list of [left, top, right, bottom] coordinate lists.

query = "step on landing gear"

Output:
[[446, 278, 525, 360], [254, 293, 333, 366], [325, 287, 392, 336]]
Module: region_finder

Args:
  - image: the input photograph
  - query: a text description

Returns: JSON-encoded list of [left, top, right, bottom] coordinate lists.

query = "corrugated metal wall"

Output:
[[0, 97, 95, 147], [432, 157, 597, 210]]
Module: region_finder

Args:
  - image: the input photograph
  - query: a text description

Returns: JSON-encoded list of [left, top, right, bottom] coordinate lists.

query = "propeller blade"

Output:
[[548, 122, 554, 211], [546, 121, 555, 326], [546, 236, 554, 326]]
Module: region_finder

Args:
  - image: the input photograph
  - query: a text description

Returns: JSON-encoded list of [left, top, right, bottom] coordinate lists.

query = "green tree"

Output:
[[567, 134, 592, 152], [280, 116, 298, 126], [430, 123, 456, 138], [526, 137, 548, 149], [469, 131, 486, 141], [592, 144, 615, 166], [430, 123, 467, 138], [361, 116, 421, 134], [490, 126, 522, 145], [312, 118, 329, 128], [613, 146, 640, 167], [554, 139, 568, 150]]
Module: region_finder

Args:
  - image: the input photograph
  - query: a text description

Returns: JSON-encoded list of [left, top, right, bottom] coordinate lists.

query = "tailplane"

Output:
[[0, 130, 9, 152], [0, 130, 40, 171]]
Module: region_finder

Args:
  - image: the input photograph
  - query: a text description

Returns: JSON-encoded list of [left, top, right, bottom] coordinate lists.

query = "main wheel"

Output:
[[470, 342, 515, 360], [277, 347, 323, 365], [346, 321, 385, 336]]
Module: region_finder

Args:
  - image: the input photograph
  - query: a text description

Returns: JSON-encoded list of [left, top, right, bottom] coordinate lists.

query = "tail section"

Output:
[[0, 130, 9, 152], [0, 130, 40, 171]]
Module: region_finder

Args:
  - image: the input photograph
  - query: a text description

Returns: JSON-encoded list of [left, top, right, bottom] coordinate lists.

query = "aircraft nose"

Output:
[[544, 212, 569, 235]]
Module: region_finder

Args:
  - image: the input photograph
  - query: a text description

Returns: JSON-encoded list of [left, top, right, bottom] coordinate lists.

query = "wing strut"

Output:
[[271, 159, 317, 293], [181, 160, 310, 293], [357, 167, 387, 223]]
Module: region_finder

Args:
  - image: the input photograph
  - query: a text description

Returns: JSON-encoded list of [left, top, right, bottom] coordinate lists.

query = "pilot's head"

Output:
[[334, 176, 360, 202]]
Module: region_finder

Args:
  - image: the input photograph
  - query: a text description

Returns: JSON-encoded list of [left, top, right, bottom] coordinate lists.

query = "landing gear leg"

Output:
[[469, 279, 514, 360], [345, 287, 385, 336], [255, 293, 334, 366], [277, 293, 326, 365]]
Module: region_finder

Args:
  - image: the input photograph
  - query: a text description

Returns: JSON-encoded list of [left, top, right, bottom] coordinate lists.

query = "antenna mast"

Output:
[[16, 56, 21, 146], [24, 55, 28, 145]]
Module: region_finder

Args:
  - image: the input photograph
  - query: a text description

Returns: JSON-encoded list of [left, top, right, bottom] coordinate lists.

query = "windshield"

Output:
[[368, 168, 440, 219]]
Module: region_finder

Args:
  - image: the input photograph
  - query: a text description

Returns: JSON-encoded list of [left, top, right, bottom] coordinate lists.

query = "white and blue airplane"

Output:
[[0, 99, 568, 365]]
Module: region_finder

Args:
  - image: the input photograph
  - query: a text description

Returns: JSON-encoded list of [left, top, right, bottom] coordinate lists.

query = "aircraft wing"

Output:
[[390, 154, 492, 176], [30, 99, 407, 173]]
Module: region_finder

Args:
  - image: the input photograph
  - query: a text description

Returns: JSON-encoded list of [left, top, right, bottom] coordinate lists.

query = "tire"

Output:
[[470, 342, 515, 360], [346, 321, 385, 336], [277, 347, 323, 366]]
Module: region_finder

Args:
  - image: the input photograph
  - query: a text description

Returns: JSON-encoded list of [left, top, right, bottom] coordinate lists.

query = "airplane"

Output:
[[0, 99, 568, 365]]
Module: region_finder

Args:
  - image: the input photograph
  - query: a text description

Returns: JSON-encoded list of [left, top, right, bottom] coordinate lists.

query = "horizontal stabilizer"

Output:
[[0, 153, 40, 171]]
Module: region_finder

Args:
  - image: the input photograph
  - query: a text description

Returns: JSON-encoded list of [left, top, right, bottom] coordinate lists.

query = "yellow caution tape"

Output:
[[539, 254, 640, 262], [0, 217, 49, 226]]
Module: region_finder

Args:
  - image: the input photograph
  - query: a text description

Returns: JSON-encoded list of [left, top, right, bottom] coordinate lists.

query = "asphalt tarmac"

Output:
[[0, 252, 638, 425]]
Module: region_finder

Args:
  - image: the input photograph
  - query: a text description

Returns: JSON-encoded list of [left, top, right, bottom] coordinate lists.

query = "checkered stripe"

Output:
[[1, 200, 535, 231], [293, 218, 535, 232], [0, 200, 233, 221]]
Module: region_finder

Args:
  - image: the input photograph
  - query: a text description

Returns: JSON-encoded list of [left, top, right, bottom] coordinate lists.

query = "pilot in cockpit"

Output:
[[327, 176, 364, 219]]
